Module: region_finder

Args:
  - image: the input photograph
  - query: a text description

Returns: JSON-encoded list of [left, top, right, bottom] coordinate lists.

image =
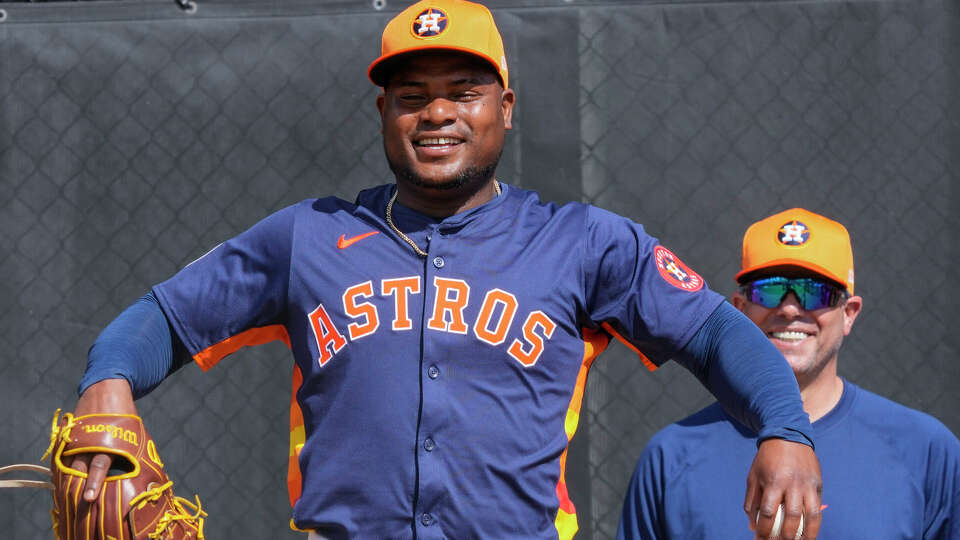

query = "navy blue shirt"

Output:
[[152, 182, 802, 539], [617, 380, 960, 539]]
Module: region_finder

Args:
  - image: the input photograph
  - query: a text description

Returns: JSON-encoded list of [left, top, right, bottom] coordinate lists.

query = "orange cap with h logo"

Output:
[[736, 208, 855, 294], [368, 0, 509, 88]]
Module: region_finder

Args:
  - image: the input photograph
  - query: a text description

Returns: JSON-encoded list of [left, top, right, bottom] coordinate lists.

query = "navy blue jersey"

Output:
[[617, 380, 960, 539], [153, 183, 725, 539]]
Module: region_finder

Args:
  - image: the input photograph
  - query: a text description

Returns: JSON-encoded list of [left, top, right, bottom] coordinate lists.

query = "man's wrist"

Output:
[[757, 427, 815, 450], [75, 378, 137, 416]]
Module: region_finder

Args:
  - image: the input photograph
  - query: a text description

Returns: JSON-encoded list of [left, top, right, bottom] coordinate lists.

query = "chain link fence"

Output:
[[1, 1, 957, 538]]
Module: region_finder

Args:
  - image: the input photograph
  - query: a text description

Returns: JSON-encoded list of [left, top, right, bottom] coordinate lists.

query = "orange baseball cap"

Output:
[[736, 208, 855, 293], [368, 0, 509, 88]]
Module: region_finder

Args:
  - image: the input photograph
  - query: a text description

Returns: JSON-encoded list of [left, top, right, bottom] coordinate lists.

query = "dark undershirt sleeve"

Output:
[[675, 301, 814, 447], [78, 291, 190, 399]]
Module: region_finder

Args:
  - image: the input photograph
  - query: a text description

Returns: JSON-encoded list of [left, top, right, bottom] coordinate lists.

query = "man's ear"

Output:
[[731, 292, 746, 312], [501, 88, 515, 130], [842, 295, 863, 336], [376, 93, 386, 133]]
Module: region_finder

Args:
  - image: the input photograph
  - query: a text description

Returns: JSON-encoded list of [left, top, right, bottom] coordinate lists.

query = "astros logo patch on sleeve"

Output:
[[654, 245, 704, 291], [413, 7, 448, 37]]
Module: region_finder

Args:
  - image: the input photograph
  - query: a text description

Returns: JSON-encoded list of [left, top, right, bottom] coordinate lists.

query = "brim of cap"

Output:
[[735, 258, 849, 291], [368, 46, 505, 87]]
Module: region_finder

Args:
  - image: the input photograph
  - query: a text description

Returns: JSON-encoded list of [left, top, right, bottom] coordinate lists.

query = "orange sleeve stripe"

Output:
[[553, 327, 610, 540], [193, 324, 291, 371], [287, 364, 306, 508], [566, 328, 609, 423], [555, 478, 575, 514], [600, 321, 658, 372], [555, 507, 578, 540]]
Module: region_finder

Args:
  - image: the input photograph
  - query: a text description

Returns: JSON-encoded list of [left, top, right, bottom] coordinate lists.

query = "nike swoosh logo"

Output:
[[337, 231, 380, 249]]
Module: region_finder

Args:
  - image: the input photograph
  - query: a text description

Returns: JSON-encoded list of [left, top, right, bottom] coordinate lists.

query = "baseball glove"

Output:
[[42, 409, 207, 540]]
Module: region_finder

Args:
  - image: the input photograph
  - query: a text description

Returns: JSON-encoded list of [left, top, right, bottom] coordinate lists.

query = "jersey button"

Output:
[[427, 365, 440, 379], [433, 256, 445, 269], [423, 437, 436, 452], [421, 513, 434, 526]]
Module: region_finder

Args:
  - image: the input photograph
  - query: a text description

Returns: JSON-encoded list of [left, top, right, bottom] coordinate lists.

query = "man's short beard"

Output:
[[387, 151, 502, 192]]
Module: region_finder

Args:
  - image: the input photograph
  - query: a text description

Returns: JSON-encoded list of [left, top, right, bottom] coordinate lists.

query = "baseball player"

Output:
[[617, 208, 960, 539], [65, 1, 822, 538]]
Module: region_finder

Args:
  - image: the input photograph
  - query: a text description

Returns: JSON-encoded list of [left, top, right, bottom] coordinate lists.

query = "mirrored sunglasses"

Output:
[[740, 277, 848, 311]]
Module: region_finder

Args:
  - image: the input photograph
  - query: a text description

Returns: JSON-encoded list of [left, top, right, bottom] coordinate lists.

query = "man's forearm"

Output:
[[678, 301, 813, 446], [79, 291, 187, 400]]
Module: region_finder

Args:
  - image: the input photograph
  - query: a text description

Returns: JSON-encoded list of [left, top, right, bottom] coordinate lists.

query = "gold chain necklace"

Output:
[[386, 181, 501, 258]]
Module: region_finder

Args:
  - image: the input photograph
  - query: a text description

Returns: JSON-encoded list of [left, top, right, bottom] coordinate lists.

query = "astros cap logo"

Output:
[[413, 7, 448, 37], [777, 220, 810, 246]]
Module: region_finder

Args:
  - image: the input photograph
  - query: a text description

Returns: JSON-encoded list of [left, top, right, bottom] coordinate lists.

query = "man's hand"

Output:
[[745, 438, 822, 539], [68, 378, 137, 502]]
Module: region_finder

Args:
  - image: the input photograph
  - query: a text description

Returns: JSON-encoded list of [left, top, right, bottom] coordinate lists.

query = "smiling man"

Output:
[[375, 49, 513, 218], [617, 208, 960, 539], [60, 2, 826, 539]]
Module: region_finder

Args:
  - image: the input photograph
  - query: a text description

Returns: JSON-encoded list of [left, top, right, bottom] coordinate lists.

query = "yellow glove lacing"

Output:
[[129, 480, 207, 539], [43, 409, 71, 536], [41, 409, 76, 463]]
